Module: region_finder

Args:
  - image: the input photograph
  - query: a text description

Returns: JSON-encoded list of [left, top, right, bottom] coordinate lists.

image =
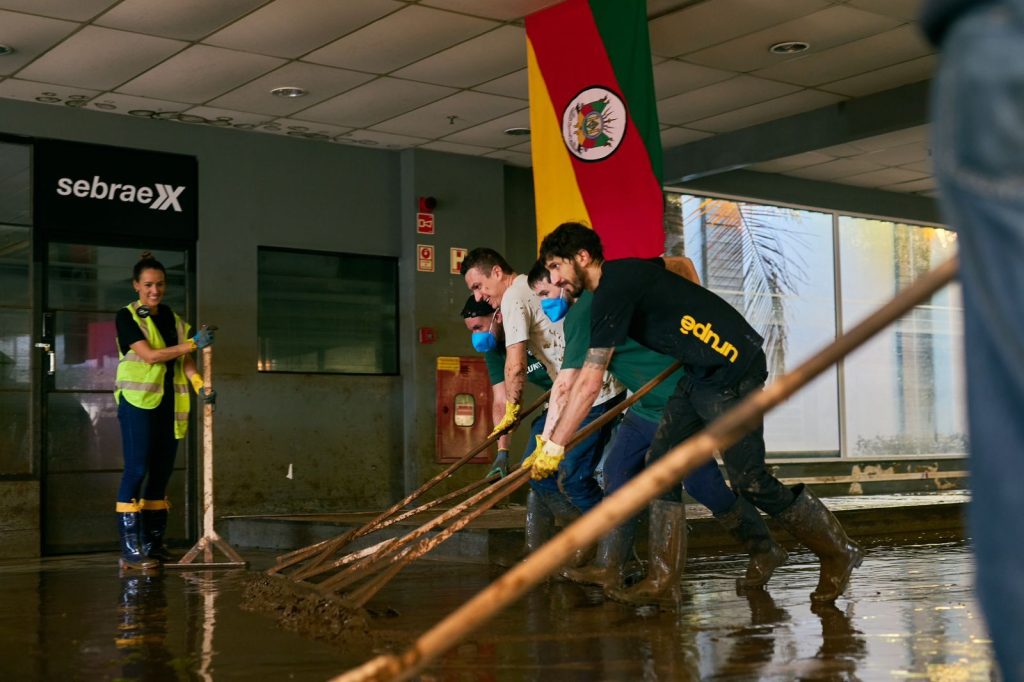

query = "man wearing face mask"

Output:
[[462, 248, 625, 516]]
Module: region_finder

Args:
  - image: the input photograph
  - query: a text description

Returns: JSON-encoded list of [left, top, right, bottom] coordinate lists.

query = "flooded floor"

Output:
[[0, 540, 994, 681]]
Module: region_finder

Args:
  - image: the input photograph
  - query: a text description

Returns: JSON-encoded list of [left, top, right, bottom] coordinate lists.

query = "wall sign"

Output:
[[450, 247, 467, 275], [417, 244, 435, 272], [33, 139, 198, 240], [416, 212, 435, 235]]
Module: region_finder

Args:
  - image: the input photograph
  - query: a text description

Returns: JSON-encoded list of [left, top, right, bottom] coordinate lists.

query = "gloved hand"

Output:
[[489, 401, 520, 437], [191, 328, 215, 350], [531, 440, 566, 481], [485, 449, 509, 480], [198, 387, 217, 406], [520, 435, 545, 470], [189, 374, 204, 394]]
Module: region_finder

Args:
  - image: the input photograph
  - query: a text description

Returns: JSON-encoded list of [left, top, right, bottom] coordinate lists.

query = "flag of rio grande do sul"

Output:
[[527, 0, 664, 260]]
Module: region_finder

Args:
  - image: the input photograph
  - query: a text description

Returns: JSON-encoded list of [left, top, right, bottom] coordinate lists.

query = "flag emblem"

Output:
[[562, 86, 625, 161]]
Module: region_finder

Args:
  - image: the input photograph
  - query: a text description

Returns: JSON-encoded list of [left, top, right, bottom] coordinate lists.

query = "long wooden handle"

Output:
[[331, 256, 959, 682]]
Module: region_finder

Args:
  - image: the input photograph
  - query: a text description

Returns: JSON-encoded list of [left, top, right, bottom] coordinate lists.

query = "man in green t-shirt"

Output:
[[527, 261, 787, 596]]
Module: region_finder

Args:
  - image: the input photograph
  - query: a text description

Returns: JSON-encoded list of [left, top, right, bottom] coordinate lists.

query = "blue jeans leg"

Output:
[[932, 6, 1024, 679], [556, 393, 624, 513]]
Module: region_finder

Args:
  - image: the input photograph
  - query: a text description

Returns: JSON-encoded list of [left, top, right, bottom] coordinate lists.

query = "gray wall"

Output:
[[0, 97, 531, 530]]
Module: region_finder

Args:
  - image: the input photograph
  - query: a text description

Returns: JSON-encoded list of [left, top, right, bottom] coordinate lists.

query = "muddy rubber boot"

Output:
[[774, 484, 863, 604], [606, 500, 687, 606], [118, 509, 159, 571], [715, 496, 788, 591], [533, 488, 594, 567], [560, 518, 637, 590], [524, 489, 557, 554], [140, 500, 176, 563]]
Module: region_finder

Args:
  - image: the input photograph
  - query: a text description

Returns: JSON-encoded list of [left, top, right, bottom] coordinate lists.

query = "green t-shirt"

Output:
[[562, 291, 684, 423], [484, 347, 553, 390]]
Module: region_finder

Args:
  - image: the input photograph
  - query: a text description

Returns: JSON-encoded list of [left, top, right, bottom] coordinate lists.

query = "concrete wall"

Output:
[[0, 97, 531, 550]]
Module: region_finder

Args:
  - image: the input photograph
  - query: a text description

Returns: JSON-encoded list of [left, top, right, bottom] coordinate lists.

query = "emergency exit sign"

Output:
[[450, 247, 467, 275]]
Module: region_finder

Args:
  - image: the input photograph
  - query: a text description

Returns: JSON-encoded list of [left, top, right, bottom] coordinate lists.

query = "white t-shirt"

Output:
[[501, 274, 623, 405]]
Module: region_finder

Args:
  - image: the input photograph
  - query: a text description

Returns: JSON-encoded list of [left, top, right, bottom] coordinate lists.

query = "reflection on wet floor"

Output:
[[0, 541, 995, 681]]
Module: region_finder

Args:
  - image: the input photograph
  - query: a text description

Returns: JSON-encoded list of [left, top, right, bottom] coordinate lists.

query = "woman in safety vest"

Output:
[[114, 252, 214, 570]]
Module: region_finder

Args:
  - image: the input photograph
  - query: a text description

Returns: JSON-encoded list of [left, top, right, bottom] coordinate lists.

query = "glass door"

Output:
[[41, 243, 192, 553]]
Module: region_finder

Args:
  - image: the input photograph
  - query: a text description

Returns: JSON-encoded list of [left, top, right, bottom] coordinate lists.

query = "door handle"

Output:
[[34, 342, 55, 375]]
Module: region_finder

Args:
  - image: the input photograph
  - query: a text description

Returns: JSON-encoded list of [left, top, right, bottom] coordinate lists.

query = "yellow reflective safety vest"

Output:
[[114, 301, 192, 439]]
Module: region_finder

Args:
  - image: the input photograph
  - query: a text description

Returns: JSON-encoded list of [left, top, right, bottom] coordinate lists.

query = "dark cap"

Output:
[[460, 295, 495, 319]]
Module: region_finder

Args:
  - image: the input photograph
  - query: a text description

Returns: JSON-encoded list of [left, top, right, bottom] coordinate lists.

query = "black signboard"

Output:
[[33, 139, 197, 241]]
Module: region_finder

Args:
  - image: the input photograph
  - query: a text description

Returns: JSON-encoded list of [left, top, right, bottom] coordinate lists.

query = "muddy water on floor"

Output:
[[0, 541, 994, 681]]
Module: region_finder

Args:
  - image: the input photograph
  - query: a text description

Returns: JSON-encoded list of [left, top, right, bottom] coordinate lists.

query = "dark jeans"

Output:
[[932, 5, 1024, 677], [528, 393, 624, 513], [646, 353, 794, 516], [116, 396, 178, 503], [605, 410, 735, 515]]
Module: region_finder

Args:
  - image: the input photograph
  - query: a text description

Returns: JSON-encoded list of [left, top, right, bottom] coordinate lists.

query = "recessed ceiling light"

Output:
[[271, 86, 307, 98], [769, 41, 810, 55], [504, 127, 531, 136], [0, 44, 15, 57]]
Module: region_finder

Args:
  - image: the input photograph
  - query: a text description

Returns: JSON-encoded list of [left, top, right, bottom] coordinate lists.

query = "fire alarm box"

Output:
[[436, 356, 493, 464]]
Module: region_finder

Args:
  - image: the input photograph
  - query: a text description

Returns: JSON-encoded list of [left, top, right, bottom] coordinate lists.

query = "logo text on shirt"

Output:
[[679, 315, 739, 363]]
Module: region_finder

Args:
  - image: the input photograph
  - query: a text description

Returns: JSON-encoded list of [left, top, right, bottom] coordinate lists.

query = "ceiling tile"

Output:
[[209, 62, 374, 116], [183, 105, 276, 127], [899, 159, 933, 174], [335, 129, 429, 150], [649, 0, 830, 57], [474, 69, 528, 98], [204, 0, 400, 59], [0, 78, 98, 105], [421, 0, 560, 21], [881, 176, 936, 193], [847, 0, 924, 21], [391, 25, 525, 88], [835, 167, 928, 188], [684, 5, 902, 73], [821, 55, 936, 97], [785, 158, 886, 181], [372, 90, 524, 138], [0, 10, 78, 75], [660, 126, 712, 148], [653, 60, 736, 99], [657, 75, 801, 125], [296, 77, 455, 128], [753, 25, 933, 87], [440, 109, 530, 148], [421, 140, 493, 156], [16, 26, 186, 91], [260, 117, 354, 142], [746, 151, 836, 172], [507, 141, 531, 154], [846, 125, 930, 152], [686, 89, 844, 133], [87, 92, 188, 116], [861, 140, 930, 167], [118, 45, 284, 104], [95, 0, 271, 41], [306, 5, 496, 74], [484, 149, 531, 167], [0, 0, 118, 21]]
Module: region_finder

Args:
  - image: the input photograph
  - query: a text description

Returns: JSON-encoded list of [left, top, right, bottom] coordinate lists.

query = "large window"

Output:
[[257, 248, 398, 375], [666, 192, 964, 459]]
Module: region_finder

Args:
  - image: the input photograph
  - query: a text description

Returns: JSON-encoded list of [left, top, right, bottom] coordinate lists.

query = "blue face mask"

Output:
[[471, 331, 498, 353], [541, 293, 570, 323]]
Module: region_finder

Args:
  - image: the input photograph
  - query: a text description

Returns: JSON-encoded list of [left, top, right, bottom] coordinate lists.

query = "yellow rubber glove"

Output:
[[489, 401, 521, 437], [189, 374, 204, 394], [520, 435, 545, 470], [531, 440, 566, 481]]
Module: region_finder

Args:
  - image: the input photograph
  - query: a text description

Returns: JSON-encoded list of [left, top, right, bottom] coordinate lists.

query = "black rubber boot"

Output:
[[524, 489, 557, 554], [118, 511, 159, 571], [715, 496, 788, 591], [140, 507, 176, 563], [560, 518, 637, 590], [774, 484, 863, 604], [606, 500, 687, 606], [533, 487, 594, 567]]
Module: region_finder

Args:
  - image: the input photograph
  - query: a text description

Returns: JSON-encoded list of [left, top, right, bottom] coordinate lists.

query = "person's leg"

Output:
[[932, 7, 1024, 677], [555, 392, 624, 513], [116, 400, 158, 570], [139, 398, 179, 562]]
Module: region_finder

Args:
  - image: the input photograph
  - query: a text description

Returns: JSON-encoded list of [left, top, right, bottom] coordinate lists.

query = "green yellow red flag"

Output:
[[527, 0, 664, 259]]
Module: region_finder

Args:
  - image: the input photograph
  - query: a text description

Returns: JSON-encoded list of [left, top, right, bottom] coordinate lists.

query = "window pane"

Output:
[[258, 248, 398, 375], [0, 308, 31, 474], [839, 217, 965, 455], [666, 194, 840, 456], [47, 244, 187, 313]]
